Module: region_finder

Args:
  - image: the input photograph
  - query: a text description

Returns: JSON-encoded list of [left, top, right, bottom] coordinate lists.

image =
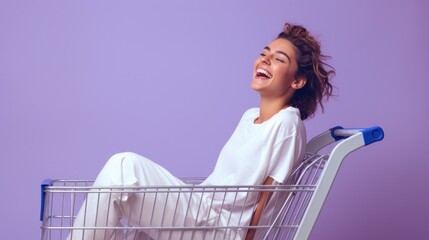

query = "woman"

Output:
[[68, 22, 335, 240]]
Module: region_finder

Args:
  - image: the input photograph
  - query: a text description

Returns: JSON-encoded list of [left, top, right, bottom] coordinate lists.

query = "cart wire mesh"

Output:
[[40, 153, 328, 240]]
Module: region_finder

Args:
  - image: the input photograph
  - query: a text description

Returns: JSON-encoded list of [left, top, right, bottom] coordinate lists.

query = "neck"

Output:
[[256, 97, 289, 124]]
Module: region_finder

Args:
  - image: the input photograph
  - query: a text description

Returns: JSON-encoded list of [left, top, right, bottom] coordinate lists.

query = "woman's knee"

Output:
[[106, 152, 145, 166], [96, 152, 144, 184], [107, 152, 152, 176]]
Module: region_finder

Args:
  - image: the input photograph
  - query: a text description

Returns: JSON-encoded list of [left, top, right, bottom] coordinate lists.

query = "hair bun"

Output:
[[284, 23, 309, 38]]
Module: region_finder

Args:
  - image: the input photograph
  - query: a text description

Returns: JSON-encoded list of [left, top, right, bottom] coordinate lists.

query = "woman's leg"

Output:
[[67, 152, 202, 240]]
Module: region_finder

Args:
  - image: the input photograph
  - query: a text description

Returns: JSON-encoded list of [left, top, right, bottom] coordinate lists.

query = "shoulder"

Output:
[[276, 107, 301, 124], [239, 107, 259, 122], [269, 107, 305, 137], [242, 107, 259, 117]]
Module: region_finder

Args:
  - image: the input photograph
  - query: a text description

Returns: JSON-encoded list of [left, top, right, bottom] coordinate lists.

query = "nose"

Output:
[[261, 54, 271, 65]]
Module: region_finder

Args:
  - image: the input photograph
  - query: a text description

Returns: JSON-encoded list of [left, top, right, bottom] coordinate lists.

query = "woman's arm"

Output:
[[245, 176, 275, 240]]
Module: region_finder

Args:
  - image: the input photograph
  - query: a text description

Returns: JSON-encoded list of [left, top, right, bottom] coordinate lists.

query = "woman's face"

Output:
[[251, 38, 300, 98]]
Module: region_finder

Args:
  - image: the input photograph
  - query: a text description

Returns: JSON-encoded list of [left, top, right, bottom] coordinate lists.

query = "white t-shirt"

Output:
[[201, 107, 306, 237]]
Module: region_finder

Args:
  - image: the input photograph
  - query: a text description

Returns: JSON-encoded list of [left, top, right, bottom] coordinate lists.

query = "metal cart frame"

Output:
[[40, 126, 384, 240]]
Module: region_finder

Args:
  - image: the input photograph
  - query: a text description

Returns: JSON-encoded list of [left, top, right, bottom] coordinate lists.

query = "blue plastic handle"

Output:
[[361, 126, 384, 145], [330, 126, 345, 141], [40, 179, 53, 221], [330, 126, 384, 146]]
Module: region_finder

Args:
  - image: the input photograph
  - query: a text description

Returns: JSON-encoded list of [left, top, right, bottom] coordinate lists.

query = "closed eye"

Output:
[[275, 58, 285, 63], [260, 52, 286, 63]]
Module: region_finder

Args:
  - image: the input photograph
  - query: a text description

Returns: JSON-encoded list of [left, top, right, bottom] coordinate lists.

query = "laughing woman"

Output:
[[68, 22, 335, 240]]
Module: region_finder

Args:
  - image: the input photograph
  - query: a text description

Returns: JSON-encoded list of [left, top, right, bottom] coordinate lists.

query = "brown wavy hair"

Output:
[[278, 23, 335, 120]]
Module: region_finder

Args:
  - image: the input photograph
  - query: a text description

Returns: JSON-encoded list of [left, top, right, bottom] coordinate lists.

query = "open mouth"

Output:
[[256, 68, 273, 79]]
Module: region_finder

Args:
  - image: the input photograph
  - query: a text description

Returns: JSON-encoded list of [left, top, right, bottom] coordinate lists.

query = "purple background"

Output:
[[1, 0, 428, 239]]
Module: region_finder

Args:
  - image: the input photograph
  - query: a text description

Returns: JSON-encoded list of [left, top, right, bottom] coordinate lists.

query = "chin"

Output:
[[250, 81, 260, 91], [250, 85, 265, 95], [251, 79, 270, 92]]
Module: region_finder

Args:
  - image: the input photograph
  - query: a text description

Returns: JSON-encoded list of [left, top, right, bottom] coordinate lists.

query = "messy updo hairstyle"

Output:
[[278, 23, 335, 120]]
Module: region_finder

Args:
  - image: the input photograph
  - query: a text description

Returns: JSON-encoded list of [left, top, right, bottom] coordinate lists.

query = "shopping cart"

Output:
[[40, 126, 384, 240]]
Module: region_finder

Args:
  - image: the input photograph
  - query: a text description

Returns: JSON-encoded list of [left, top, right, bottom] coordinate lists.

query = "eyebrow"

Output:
[[264, 46, 291, 62]]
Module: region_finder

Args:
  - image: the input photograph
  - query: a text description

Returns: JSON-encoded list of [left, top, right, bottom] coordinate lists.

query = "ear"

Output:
[[291, 76, 307, 90]]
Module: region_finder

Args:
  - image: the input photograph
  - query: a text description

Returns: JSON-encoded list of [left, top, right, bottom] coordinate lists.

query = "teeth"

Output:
[[256, 68, 272, 78]]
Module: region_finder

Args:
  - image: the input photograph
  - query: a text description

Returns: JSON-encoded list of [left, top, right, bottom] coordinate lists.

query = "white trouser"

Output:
[[67, 152, 220, 240]]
